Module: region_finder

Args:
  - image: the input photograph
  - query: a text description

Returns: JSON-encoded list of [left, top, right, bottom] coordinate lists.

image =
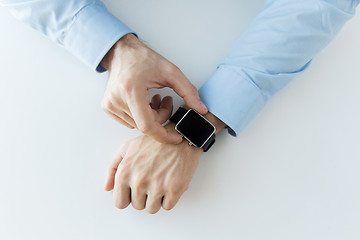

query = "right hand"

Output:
[[101, 33, 208, 144]]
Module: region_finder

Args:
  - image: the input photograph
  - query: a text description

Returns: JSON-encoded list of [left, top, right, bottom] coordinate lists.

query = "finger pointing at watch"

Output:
[[101, 33, 208, 144]]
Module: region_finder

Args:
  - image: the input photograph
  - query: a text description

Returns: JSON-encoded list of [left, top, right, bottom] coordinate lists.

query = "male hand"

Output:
[[104, 108, 226, 214], [104, 124, 202, 214], [101, 34, 208, 144]]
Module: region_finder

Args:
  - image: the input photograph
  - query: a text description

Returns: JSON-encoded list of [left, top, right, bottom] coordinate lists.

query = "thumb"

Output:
[[166, 67, 208, 115]]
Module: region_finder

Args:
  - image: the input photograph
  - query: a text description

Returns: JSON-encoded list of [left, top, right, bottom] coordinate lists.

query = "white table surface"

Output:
[[1, 1, 360, 239]]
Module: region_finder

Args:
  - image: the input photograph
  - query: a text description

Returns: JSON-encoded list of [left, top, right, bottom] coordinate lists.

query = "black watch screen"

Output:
[[175, 109, 215, 148]]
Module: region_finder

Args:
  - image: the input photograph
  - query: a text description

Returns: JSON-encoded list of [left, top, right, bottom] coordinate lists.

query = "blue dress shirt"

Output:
[[0, 0, 135, 72], [1, 0, 358, 136]]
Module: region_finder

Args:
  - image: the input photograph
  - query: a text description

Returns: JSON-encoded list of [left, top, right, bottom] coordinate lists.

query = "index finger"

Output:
[[166, 67, 208, 115], [128, 90, 182, 144]]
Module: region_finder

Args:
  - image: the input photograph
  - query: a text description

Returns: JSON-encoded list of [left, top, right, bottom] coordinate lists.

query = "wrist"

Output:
[[166, 106, 225, 152], [100, 33, 140, 71], [202, 111, 226, 134]]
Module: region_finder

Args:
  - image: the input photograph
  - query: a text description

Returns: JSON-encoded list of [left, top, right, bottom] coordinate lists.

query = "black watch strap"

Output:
[[169, 107, 187, 124], [202, 134, 215, 152], [169, 107, 216, 152]]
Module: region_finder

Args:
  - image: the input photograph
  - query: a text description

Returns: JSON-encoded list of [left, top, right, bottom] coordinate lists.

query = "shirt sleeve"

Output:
[[199, 0, 359, 136], [0, 0, 136, 72]]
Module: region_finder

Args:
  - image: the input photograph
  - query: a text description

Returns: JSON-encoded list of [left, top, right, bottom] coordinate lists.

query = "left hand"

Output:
[[104, 127, 202, 214]]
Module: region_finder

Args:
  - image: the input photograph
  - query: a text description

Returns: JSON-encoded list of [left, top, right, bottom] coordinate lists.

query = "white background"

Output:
[[1, 1, 360, 239]]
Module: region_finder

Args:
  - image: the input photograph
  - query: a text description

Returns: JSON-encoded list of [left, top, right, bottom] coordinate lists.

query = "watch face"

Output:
[[176, 110, 215, 148]]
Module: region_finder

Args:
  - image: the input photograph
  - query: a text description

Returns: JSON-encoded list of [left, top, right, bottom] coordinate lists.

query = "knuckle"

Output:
[[168, 64, 181, 75], [138, 122, 153, 135], [108, 92, 117, 101], [132, 174, 148, 191], [122, 78, 134, 96], [190, 85, 198, 94], [163, 64, 180, 82], [169, 182, 186, 195], [155, 175, 164, 184], [116, 167, 131, 182], [101, 100, 112, 111], [152, 184, 164, 197], [109, 92, 121, 105]]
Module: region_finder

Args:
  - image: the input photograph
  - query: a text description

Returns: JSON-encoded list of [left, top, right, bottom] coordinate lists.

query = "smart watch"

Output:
[[169, 107, 216, 152]]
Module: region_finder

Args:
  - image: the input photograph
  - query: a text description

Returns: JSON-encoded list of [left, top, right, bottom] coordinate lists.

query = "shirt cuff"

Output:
[[63, 2, 136, 72], [199, 66, 267, 136]]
